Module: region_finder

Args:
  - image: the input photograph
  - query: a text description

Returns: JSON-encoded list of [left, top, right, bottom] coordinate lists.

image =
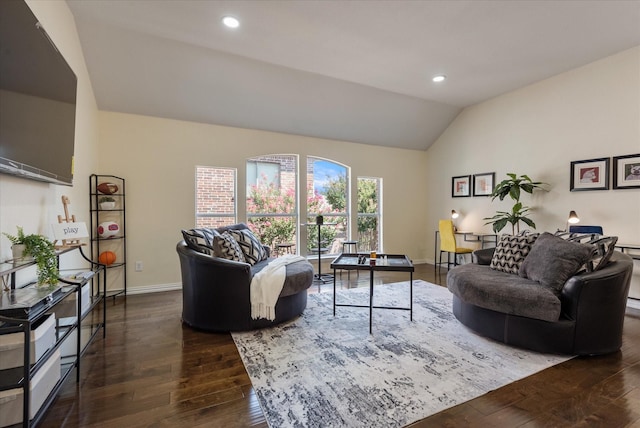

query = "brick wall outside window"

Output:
[[196, 166, 236, 228]]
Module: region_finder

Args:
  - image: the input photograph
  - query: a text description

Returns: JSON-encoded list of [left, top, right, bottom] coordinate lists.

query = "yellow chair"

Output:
[[437, 219, 473, 272]]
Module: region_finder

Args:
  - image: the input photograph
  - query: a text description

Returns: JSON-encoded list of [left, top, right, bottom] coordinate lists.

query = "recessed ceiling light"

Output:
[[432, 75, 446, 83], [222, 16, 240, 29]]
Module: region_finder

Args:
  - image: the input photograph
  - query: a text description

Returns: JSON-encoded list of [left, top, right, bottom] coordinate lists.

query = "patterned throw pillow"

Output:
[[181, 229, 214, 255], [583, 236, 618, 272], [490, 233, 539, 274], [213, 231, 246, 262], [228, 228, 268, 265]]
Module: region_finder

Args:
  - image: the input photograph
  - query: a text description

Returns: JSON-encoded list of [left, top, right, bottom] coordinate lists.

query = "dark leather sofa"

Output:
[[177, 224, 314, 332], [448, 248, 633, 355]]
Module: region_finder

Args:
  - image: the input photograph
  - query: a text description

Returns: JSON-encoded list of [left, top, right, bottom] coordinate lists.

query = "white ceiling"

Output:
[[66, 0, 640, 150]]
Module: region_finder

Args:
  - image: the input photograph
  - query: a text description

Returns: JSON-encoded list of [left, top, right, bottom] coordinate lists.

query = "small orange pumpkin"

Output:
[[98, 251, 117, 266]]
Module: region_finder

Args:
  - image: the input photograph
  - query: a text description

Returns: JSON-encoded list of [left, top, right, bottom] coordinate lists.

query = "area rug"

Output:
[[232, 280, 572, 427]]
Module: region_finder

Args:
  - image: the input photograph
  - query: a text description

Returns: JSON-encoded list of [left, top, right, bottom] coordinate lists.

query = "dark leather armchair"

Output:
[[452, 248, 633, 355], [177, 234, 313, 332]]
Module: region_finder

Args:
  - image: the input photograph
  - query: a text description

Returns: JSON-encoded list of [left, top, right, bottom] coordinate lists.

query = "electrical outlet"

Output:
[[135, 261, 143, 272]]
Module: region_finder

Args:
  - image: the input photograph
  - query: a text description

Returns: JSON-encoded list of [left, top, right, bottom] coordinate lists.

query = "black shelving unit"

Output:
[[0, 246, 106, 427], [89, 174, 126, 298]]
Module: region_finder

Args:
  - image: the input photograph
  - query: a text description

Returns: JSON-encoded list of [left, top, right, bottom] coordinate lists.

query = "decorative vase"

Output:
[[11, 244, 26, 261], [100, 201, 116, 210]]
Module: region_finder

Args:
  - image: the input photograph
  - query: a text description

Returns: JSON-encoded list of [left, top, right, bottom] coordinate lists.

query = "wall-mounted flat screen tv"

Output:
[[0, 0, 78, 186]]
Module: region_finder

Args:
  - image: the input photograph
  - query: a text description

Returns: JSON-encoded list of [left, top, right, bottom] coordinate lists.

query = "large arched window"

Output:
[[306, 157, 349, 256], [246, 154, 298, 255]]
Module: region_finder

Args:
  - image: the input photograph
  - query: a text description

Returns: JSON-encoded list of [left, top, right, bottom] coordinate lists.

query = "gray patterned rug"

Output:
[[232, 280, 571, 427]]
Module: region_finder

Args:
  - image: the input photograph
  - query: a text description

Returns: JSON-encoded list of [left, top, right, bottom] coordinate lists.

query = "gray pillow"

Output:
[[519, 232, 595, 294], [553, 232, 618, 272]]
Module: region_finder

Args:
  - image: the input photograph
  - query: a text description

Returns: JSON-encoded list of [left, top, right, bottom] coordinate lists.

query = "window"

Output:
[[246, 160, 280, 193], [195, 166, 237, 228], [246, 155, 298, 255], [306, 157, 348, 255], [357, 177, 382, 252]]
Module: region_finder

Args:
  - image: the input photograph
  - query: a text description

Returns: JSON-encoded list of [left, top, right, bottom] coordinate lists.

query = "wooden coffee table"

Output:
[[330, 253, 414, 333]]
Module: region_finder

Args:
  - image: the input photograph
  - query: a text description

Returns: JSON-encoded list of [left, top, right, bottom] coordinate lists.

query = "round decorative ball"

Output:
[[98, 251, 117, 265], [98, 221, 120, 238], [97, 182, 118, 194]]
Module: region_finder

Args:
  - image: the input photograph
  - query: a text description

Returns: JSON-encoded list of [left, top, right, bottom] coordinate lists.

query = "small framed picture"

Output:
[[570, 158, 609, 191], [613, 154, 640, 189], [452, 175, 471, 197], [473, 172, 495, 197]]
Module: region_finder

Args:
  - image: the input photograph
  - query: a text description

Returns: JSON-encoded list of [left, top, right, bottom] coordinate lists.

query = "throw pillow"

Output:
[[519, 232, 595, 294], [553, 232, 618, 272], [181, 229, 214, 255], [200, 228, 220, 248], [490, 233, 539, 274], [228, 228, 268, 265], [213, 231, 246, 262], [585, 236, 618, 272]]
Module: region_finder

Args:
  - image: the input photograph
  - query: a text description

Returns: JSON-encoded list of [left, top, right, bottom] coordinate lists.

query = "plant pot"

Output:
[[11, 244, 29, 261], [100, 201, 116, 210]]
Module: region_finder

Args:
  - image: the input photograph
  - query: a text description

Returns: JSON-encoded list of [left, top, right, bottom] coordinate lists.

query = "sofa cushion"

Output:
[[213, 231, 246, 262], [519, 232, 595, 294], [490, 233, 539, 274], [181, 229, 214, 255], [447, 264, 561, 322], [229, 228, 268, 265], [251, 258, 314, 297]]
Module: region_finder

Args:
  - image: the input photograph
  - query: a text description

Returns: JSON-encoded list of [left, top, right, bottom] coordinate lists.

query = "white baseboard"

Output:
[[628, 298, 640, 310], [125, 282, 182, 295]]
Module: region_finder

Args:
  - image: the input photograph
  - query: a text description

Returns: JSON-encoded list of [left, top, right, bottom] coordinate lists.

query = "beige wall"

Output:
[[96, 112, 429, 291], [426, 46, 640, 296], [0, 1, 99, 267], [1, 2, 637, 297]]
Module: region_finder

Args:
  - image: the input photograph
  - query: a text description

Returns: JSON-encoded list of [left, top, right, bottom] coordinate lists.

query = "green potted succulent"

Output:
[[4, 227, 59, 287], [484, 173, 548, 234], [99, 196, 116, 210]]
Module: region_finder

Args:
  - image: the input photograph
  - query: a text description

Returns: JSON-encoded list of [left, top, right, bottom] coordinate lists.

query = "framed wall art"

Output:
[[613, 153, 640, 189], [473, 172, 495, 196], [570, 158, 609, 191], [452, 175, 471, 197]]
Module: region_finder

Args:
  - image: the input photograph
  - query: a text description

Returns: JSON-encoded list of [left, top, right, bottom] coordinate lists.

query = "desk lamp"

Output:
[[567, 210, 580, 231], [451, 210, 459, 231]]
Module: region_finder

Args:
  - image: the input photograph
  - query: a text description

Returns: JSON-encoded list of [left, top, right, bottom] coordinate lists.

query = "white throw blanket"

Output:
[[251, 255, 306, 321]]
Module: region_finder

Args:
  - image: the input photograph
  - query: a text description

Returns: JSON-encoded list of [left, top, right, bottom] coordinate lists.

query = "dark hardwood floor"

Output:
[[41, 261, 640, 427]]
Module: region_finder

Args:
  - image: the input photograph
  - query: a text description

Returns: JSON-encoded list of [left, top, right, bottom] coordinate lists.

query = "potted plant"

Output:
[[484, 173, 548, 234], [3, 227, 59, 287], [99, 196, 116, 210], [3, 226, 28, 261]]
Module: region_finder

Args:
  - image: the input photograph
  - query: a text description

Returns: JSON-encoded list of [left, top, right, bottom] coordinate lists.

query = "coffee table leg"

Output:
[[369, 268, 374, 334], [410, 271, 413, 321], [333, 268, 336, 316]]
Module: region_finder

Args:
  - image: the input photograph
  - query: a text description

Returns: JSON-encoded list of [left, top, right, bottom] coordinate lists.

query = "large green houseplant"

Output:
[[484, 173, 548, 234], [4, 227, 59, 287]]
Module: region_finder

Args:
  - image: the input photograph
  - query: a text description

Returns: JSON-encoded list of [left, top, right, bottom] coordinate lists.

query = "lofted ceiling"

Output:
[[66, 0, 640, 150]]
